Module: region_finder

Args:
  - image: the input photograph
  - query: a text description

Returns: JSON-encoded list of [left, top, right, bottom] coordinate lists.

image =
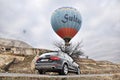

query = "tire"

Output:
[[38, 70, 45, 74], [76, 68, 80, 75], [59, 64, 68, 75]]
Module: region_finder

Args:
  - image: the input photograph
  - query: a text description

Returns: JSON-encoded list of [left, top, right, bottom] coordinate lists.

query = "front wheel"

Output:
[[59, 64, 68, 75], [76, 68, 80, 75]]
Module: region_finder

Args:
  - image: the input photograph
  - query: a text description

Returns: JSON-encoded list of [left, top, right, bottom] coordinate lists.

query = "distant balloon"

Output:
[[23, 30, 26, 34], [51, 7, 82, 43]]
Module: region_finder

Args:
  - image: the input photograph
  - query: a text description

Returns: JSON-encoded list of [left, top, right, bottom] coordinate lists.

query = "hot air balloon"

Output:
[[51, 7, 82, 44]]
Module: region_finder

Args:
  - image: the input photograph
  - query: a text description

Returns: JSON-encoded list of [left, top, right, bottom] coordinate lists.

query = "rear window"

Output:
[[40, 52, 58, 57]]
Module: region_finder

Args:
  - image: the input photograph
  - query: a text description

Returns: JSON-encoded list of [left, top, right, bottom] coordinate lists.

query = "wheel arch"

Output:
[[62, 61, 68, 67]]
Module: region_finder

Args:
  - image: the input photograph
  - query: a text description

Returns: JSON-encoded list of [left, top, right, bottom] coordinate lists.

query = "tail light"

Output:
[[50, 56, 60, 61], [36, 58, 41, 62]]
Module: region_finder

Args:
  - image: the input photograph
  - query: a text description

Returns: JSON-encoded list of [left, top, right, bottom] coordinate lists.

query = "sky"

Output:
[[0, 0, 120, 63]]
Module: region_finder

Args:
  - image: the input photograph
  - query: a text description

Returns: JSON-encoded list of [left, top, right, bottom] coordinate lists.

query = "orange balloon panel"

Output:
[[56, 27, 78, 39]]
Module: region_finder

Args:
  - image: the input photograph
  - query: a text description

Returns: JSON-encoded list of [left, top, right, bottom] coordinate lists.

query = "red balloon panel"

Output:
[[56, 27, 77, 39]]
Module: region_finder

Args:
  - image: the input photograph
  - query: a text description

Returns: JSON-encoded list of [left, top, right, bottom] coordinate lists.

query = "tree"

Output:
[[54, 41, 84, 60]]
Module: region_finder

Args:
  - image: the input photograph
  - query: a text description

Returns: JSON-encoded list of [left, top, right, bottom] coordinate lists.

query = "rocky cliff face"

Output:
[[0, 38, 52, 72], [0, 38, 33, 55], [0, 37, 52, 55]]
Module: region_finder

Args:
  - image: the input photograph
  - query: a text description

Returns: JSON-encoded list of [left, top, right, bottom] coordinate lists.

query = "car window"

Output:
[[68, 56, 73, 62], [40, 52, 58, 57], [64, 53, 73, 62], [64, 54, 68, 60]]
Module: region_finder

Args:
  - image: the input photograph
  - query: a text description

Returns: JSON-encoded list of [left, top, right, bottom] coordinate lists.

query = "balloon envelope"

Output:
[[51, 7, 82, 42]]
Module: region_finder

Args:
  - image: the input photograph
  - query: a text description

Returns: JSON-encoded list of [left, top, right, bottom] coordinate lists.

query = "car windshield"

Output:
[[40, 52, 58, 57]]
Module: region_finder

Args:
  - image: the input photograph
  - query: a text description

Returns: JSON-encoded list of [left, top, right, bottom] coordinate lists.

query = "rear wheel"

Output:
[[38, 70, 45, 74], [59, 64, 68, 75]]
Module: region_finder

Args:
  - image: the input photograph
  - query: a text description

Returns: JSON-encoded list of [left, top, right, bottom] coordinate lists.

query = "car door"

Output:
[[65, 54, 75, 71], [68, 55, 77, 71]]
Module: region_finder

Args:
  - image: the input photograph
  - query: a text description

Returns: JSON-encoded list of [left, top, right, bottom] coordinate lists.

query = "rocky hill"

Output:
[[0, 38, 32, 48], [76, 58, 120, 74], [0, 38, 120, 75], [0, 53, 120, 75]]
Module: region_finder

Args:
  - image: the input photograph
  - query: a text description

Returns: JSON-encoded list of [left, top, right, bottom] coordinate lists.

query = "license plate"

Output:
[[40, 59, 49, 61]]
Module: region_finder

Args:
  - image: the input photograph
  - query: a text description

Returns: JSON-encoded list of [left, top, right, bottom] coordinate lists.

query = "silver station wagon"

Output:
[[35, 51, 80, 75]]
